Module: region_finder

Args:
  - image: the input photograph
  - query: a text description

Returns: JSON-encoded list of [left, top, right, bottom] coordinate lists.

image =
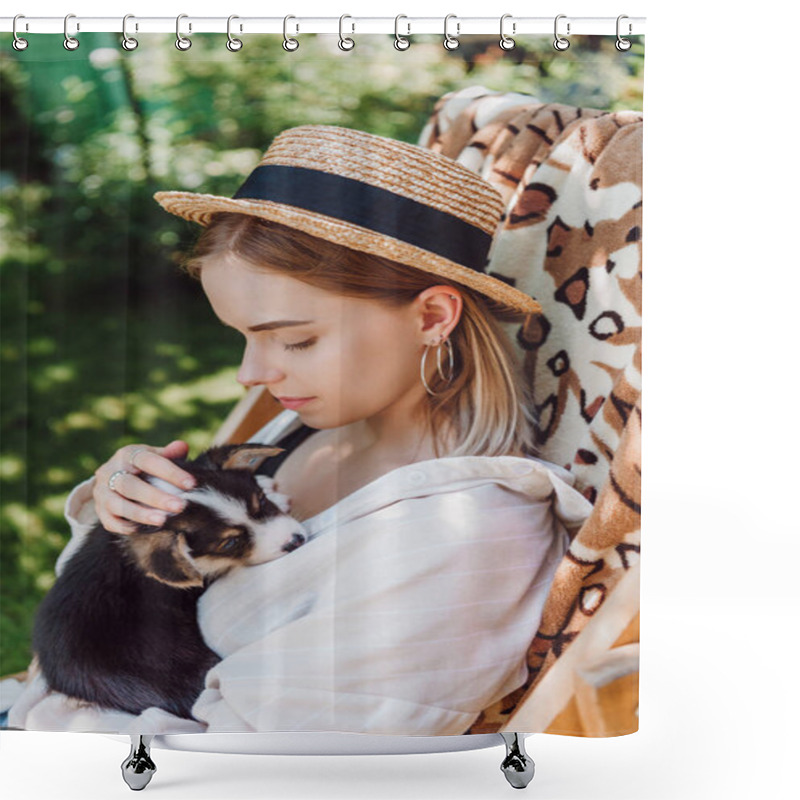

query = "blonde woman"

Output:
[[7, 126, 591, 736]]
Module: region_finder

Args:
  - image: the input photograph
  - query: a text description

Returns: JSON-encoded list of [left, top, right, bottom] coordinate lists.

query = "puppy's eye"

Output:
[[216, 537, 240, 553]]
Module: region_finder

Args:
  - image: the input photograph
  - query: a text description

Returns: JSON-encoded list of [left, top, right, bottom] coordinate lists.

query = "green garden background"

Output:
[[0, 32, 643, 675]]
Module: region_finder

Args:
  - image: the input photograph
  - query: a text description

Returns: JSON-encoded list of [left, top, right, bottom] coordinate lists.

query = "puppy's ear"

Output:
[[127, 531, 204, 588], [193, 444, 285, 473]]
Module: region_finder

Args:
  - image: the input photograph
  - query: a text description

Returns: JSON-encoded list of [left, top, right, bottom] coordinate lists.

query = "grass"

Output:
[[0, 260, 246, 674]]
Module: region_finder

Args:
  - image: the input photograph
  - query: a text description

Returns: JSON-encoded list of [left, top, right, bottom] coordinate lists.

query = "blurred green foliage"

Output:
[[0, 32, 643, 675]]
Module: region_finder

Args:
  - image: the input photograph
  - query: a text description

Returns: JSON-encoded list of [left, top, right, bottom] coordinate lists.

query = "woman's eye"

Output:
[[284, 339, 315, 351]]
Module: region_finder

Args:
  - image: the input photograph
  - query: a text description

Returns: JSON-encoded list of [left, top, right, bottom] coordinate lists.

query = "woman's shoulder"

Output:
[[302, 453, 588, 534], [386, 454, 591, 533], [409, 453, 577, 490]]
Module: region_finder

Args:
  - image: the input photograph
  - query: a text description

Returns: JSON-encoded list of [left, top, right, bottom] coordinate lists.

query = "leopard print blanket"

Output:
[[418, 86, 642, 736]]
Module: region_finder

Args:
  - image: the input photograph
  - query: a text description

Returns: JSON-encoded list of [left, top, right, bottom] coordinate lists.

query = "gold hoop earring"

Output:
[[420, 337, 455, 397]]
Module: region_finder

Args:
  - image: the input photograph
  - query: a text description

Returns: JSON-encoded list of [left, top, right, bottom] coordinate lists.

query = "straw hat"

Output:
[[154, 125, 541, 316]]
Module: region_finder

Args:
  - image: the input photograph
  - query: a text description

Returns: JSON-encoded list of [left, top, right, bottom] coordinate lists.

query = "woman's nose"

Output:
[[236, 344, 285, 387]]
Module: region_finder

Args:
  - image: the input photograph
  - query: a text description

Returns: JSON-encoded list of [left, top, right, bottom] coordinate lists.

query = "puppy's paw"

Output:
[[254, 475, 277, 493], [254, 475, 292, 514], [266, 491, 292, 514]]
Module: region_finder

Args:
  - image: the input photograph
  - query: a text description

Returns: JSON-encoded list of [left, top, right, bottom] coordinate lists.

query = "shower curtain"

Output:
[[0, 26, 643, 738]]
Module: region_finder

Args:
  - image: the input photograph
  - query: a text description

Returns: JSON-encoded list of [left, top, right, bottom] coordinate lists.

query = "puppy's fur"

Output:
[[32, 444, 306, 721]]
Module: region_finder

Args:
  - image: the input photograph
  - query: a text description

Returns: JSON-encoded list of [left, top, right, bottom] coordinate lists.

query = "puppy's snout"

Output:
[[282, 532, 306, 553], [248, 517, 308, 564]]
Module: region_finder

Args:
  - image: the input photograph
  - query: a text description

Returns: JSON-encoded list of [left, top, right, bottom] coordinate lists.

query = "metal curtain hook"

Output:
[[64, 13, 80, 50], [443, 14, 460, 51], [339, 15, 355, 51], [227, 15, 243, 51], [12, 14, 29, 51], [176, 14, 192, 51], [616, 14, 632, 51], [121, 14, 138, 51], [553, 14, 570, 51], [499, 14, 516, 50], [283, 15, 299, 51], [394, 15, 410, 51]]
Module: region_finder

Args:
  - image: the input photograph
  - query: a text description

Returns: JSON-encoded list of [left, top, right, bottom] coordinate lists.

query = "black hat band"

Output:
[[233, 164, 493, 273]]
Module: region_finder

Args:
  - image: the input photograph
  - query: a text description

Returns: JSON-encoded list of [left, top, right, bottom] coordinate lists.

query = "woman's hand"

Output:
[[92, 441, 196, 534]]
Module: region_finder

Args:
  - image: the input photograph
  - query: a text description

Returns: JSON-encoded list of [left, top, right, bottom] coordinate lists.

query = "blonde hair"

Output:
[[181, 213, 539, 458]]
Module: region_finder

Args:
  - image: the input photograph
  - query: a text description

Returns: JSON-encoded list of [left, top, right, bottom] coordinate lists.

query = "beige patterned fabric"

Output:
[[418, 87, 642, 735]]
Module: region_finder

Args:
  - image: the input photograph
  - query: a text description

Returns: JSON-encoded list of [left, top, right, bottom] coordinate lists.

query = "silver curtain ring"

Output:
[[443, 14, 460, 51], [616, 15, 632, 51], [553, 14, 570, 51], [175, 14, 192, 51], [227, 15, 243, 51], [64, 13, 80, 51], [283, 15, 299, 51], [499, 13, 516, 51], [121, 14, 138, 51], [12, 15, 29, 51], [338, 15, 355, 51], [394, 15, 410, 51]]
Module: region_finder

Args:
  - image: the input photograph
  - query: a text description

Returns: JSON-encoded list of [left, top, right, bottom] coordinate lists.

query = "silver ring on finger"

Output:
[[108, 469, 128, 493], [128, 447, 148, 470]]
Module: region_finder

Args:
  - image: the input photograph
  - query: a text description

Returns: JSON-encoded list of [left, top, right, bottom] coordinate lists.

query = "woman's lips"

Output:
[[278, 397, 315, 409]]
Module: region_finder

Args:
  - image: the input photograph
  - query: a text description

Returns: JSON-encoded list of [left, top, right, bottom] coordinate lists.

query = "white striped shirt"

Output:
[[7, 410, 591, 735]]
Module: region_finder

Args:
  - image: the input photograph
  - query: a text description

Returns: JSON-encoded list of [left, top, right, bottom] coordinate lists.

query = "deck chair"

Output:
[[217, 87, 643, 737], [3, 88, 642, 739]]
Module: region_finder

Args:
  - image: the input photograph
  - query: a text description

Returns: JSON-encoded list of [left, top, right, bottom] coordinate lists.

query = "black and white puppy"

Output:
[[31, 443, 306, 721]]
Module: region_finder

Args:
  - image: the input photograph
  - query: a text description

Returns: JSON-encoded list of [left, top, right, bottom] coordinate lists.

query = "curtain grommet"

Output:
[[553, 14, 570, 51], [12, 14, 29, 51], [394, 15, 410, 51], [443, 14, 460, 51], [338, 15, 355, 51], [226, 15, 243, 51], [499, 14, 516, 51], [175, 14, 192, 51], [63, 13, 80, 51], [283, 15, 299, 51], [121, 14, 138, 51]]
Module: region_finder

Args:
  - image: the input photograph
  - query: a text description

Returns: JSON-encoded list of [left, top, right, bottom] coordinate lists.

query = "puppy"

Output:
[[31, 443, 306, 721]]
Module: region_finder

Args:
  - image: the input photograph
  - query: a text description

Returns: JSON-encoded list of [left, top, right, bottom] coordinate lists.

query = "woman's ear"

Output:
[[415, 286, 461, 341]]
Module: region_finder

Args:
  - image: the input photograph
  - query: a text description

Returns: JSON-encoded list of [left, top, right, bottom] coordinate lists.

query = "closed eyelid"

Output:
[[241, 333, 316, 350], [284, 337, 316, 351]]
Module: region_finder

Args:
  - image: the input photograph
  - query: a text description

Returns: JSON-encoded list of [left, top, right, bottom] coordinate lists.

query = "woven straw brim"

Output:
[[154, 191, 542, 317], [153, 125, 542, 316]]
